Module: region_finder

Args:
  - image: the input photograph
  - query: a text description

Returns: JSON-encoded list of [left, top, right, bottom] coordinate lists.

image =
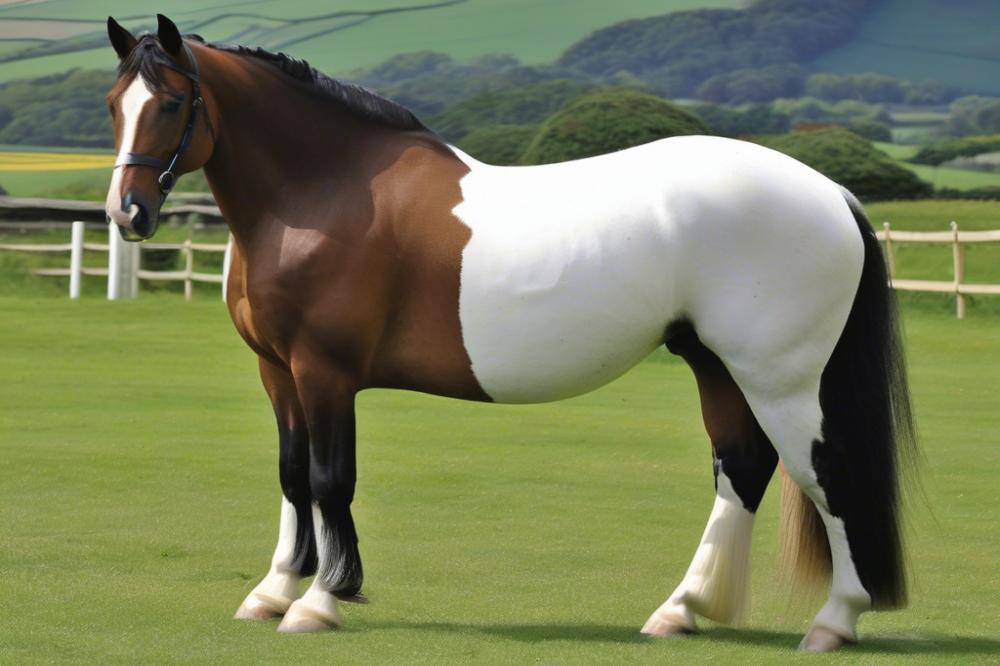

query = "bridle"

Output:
[[114, 43, 205, 197]]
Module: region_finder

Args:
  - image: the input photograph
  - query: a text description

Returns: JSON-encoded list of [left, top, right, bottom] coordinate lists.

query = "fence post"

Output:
[[951, 220, 965, 320], [107, 225, 139, 300], [221, 234, 233, 303], [183, 239, 194, 301], [69, 220, 85, 299], [882, 222, 896, 284]]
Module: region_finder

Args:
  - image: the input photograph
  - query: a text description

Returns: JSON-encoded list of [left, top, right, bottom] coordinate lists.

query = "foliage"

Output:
[[804, 72, 955, 105], [355, 52, 591, 118], [688, 103, 790, 137], [427, 79, 597, 142], [557, 0, 878, 98], [911, 134, 1000, 166], [847, 118, 892, 142], [946, 96, 1000, 137], [695, 64, 806, 104], [0, 68, 114, 147], [521, 89, 708, 165], [771, 96, 890, 127], [934, 186, 1000, 201], [754, 127, 932, 201], [456, 124, 538, 166]]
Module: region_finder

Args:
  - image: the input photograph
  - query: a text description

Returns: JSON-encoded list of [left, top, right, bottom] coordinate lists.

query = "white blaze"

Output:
[[105, 75, 154, 226]]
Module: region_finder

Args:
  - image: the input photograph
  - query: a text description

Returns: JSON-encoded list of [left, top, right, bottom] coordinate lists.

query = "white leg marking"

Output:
[[643, 469, 755, 634], [105, 75, 153, 226], [276, 503, 342, 632], [744, 388, 871, 642], [235, 497, 302, 620]]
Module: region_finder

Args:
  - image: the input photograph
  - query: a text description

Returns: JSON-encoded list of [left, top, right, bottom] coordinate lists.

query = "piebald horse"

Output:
[[104, 16, 916, 652]]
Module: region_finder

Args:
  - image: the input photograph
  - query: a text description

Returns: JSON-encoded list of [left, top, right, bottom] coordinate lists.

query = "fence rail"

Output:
[[0, 220, 232, 301], [876, 221, 999, 319], [1, 217, 997, 316]]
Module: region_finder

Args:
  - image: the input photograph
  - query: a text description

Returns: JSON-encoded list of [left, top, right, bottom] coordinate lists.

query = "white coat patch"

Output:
[[450, 136, 863, 404]]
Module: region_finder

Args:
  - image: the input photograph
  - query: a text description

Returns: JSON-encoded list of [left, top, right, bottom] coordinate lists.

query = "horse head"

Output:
[[105, 15, 215, 240]]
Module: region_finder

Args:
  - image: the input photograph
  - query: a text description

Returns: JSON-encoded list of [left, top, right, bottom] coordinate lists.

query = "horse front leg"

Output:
[[236, 357, 317, 620], [278, 364, 361, 633]]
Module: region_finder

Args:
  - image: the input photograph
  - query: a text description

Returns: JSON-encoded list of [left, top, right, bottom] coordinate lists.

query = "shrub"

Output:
[[457, 124, 538, 165], [521, 90, 707, 165], [754, 127, 932, 201]]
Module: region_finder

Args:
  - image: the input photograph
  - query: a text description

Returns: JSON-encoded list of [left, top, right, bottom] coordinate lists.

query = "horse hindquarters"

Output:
[[734, 193, 914, 649]]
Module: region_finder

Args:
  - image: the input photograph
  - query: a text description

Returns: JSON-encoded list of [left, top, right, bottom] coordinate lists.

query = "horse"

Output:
[[103, 15, 916, 652]]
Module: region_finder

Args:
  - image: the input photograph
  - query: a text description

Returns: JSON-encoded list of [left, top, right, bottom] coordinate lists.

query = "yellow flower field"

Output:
[[0, 151, 114, 172]]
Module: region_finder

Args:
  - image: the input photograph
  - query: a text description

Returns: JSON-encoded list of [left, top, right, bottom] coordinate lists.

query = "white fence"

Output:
[[0, 221, 233, 302], [877, 221, 1000, 319], [1, 219, 998, 317]]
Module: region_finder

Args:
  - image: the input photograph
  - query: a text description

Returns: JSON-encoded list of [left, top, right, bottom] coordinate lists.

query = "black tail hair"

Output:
[[808, 190, 918, 608]]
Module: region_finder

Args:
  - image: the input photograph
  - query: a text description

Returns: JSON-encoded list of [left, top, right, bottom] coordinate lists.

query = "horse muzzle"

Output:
[[107, 192, 159, 241]]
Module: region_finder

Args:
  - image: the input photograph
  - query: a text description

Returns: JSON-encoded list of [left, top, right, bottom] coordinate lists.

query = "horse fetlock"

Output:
[[641, 599, 698, 637], [235, 570, 300, 620], [277, 585, 342, 633]]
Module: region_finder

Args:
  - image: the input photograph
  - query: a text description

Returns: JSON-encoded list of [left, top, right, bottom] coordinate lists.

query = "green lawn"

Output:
[[1, 284, 999, 662]]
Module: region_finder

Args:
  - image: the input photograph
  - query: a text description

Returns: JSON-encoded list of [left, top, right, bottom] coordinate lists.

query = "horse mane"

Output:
[[114, 34, 426, 132]]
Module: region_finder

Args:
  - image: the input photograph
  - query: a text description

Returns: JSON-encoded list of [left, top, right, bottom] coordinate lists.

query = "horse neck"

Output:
[[197, 47, 399, 247]]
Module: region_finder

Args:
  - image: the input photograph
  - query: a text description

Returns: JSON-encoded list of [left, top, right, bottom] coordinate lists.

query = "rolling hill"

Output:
[[811, 0, 1000, 96], [0, 0, 747, 82]]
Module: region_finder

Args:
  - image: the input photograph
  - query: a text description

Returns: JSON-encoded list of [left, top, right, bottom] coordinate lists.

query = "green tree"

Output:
[[754, 128, 931, 201], [457, 124, 538, 165], [521, 90, 707, 165]]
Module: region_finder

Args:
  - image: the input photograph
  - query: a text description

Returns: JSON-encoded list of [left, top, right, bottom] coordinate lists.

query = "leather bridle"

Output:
[[114, 43, 204, 198]]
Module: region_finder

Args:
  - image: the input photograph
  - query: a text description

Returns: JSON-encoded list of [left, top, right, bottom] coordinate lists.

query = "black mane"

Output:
[[118, 34, 425, 132]]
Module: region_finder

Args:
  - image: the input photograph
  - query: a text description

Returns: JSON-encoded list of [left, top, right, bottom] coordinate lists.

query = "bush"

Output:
[[847, 118, 892, 142], [754, 127, 932, 201], [521, 90, 708, 165], [691, 103, 791, 137], [457, 124, 538, 165], [911, 134, 1000, 165]]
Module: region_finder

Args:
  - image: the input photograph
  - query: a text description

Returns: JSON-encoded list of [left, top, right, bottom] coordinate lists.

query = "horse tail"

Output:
[[779, 188, 917, 608]]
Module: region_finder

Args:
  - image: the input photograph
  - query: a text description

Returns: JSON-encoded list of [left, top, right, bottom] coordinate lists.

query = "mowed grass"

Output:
[[0, 291, 999, 663]]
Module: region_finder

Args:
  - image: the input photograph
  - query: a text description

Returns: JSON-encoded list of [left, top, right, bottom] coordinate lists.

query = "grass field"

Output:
[[0, 0, 747, 82], [0, 289, 998, 663], [812, 0, 1000, 96]]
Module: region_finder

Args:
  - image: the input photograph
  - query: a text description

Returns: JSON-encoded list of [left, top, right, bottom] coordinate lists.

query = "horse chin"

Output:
[[116, 220, 157, 242]]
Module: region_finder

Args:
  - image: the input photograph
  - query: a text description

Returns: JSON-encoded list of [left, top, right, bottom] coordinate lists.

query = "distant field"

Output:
[[873, 142, 1000, 192], [813, 0, 1000, 96], [0, 0, 747, 82], [0, 151, 113, 171]]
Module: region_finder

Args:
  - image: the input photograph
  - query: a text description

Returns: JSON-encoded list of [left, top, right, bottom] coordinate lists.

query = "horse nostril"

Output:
[[131, 202, 151, 238]]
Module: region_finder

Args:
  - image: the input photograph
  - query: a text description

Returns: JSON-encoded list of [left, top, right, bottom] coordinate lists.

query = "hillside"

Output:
[[0, 0, 746, 82], [812, 0, 1000, 96]]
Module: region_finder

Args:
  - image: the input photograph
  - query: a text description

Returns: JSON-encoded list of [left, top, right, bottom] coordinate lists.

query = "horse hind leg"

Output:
[[642, 324, 777, 636]]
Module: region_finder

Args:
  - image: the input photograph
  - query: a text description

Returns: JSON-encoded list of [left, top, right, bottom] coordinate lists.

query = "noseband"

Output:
[[114, 43, 203, 196]]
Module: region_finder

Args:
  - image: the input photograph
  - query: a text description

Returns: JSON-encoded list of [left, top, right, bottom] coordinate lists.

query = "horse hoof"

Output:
[[799, 626, 854, 652], [276, 601, 342, 634], [640, 612, 698, 637], [234, 590, 294, 621]]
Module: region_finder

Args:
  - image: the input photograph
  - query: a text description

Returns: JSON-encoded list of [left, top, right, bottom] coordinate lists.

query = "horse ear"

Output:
[[107, 16, 137, 60], [157, 14, 183, 56]]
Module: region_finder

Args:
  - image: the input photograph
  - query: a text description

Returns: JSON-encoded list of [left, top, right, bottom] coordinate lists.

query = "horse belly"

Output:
[[455, 185, 677, 404]]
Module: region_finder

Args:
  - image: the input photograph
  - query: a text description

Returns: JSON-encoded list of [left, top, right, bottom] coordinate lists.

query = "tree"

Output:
[[521, 89, 708, 165], [754, 128, 931, 201]]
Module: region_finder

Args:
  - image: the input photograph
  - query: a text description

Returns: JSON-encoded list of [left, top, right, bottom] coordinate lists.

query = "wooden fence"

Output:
[[1, 215, 998, 317], [0, 221, 232, 301], [877, 221, 1000, 319]]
